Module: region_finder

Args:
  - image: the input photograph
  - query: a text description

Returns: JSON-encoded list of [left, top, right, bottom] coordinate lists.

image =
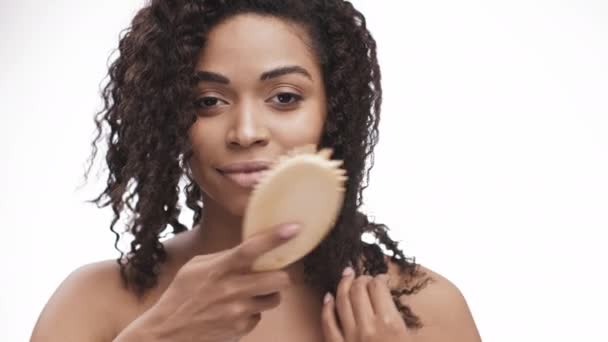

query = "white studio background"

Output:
[[1, 1, 606, 341]]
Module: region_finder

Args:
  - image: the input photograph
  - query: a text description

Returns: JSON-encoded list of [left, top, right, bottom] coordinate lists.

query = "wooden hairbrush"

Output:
[[242, 144, 347, 271]]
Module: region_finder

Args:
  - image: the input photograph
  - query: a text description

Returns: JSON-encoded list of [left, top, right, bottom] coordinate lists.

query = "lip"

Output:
[[216, 160, 273, 188], [219, 169, 269, 188], [216, 160, 273, 174]]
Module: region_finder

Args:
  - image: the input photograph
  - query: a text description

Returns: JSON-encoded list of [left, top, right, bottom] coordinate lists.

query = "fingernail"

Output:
[[342, 266, 354, 277], [323, 292, 333, 304], [278, 224, 300, 239]]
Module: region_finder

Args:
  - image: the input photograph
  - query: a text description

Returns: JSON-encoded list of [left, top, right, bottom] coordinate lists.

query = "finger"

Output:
[[335, 267, 356, 337], [226, 223, 301, 272], [246, 292, 282, 314], [369, 274, 401, 316], [350, 275, 375, 327], [321, 293, 344, 342], [233, 313, 262, 336], [232, 270, 292, 297]]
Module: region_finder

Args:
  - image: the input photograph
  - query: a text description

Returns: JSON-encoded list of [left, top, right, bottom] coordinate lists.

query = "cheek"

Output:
[[189, 119, 223, 162], [187, 121, 250, 216], [275, 107, 326, 146], [188, 152, 215, 197], [190, 158, 250, 216], [188, 123, 221, 190]]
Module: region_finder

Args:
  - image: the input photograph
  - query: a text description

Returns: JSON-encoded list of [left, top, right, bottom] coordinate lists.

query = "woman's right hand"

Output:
[[114, 222, 301, 342]]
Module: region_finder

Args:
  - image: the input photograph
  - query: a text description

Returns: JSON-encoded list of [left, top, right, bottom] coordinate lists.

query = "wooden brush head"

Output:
[[242, 144, 347, 271]]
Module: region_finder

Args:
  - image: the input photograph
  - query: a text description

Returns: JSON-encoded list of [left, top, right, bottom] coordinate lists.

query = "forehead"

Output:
[[195, 13, 320, 78]]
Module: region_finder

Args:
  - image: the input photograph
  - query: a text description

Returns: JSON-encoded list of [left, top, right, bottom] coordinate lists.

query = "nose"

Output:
[[226, 100, 269, 149]]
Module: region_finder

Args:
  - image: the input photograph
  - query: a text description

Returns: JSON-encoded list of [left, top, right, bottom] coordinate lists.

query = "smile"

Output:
[[218, 169, 268, 188]]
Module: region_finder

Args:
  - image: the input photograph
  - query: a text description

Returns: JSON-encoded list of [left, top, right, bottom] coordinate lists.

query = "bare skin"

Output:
[[105, 227, 328, 342], [31, 13, 481, 342], [30, 227, 478, 341]]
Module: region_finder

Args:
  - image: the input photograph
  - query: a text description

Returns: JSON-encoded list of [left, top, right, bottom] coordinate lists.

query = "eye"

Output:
[[194, 96, 227, 109], [270, 92, 303, 106]]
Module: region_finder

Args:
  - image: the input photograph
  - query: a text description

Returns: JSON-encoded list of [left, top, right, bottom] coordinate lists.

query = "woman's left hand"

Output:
[[321, 267, 410, 342]]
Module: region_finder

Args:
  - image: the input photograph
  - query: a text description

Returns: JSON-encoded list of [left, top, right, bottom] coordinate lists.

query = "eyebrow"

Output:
[[194, 65, 313, 85]]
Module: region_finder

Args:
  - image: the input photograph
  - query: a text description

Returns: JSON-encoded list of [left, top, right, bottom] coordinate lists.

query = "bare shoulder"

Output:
[[31, 260, 134, 342], [386, 261, 482, 342]]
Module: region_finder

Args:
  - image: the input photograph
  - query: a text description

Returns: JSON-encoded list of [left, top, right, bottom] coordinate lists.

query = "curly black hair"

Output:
[[83, 0, 432, 330]]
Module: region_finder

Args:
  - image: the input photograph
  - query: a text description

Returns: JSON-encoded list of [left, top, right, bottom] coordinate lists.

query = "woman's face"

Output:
[[188, 13, 327, 217]]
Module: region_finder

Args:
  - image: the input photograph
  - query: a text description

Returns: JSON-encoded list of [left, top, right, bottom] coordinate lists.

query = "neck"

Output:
[[194, 196, 243, 255]]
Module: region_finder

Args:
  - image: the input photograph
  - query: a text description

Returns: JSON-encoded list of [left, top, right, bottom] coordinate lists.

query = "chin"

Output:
[[196, 170, 249, 216], [225, 196, 249, 218]]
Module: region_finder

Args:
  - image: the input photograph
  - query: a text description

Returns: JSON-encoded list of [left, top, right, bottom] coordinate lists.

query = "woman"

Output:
[[31, 0, 481, 341]]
